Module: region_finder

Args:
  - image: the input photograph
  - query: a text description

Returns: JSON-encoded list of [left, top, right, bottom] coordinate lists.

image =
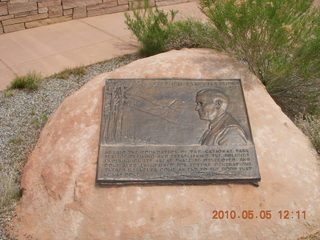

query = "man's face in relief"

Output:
[[195, 93, 220, 122]]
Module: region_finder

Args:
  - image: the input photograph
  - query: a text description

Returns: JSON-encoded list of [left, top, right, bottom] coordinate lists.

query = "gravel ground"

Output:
[[0, 53, 139, 240]]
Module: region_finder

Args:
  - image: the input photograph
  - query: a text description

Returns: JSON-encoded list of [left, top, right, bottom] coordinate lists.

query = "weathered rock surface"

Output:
[[13, 49, 320, 240]]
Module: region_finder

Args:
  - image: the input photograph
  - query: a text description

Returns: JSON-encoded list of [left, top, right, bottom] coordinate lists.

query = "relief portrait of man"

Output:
[[195, 89, 248, 146]]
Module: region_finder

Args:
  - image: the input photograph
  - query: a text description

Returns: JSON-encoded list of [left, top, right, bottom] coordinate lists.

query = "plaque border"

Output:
[[95, 78, 261, 186]]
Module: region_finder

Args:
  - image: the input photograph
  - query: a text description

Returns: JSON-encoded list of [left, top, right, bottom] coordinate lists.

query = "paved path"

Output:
[[0, 2, 203, 90]]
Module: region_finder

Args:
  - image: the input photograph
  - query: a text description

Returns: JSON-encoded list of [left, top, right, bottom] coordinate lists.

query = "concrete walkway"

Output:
[[0, 2, 203, 90]]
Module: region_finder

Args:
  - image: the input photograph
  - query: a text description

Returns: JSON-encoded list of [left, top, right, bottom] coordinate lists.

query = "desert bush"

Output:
[[125, 0, 320, 152], [126, 0, 319, 116], [125, 2, 216, 55], [167, 19, 217, 50], [8, 71, 42, 90], [125, 0, 178, 56], [199, 0, 320, 117]]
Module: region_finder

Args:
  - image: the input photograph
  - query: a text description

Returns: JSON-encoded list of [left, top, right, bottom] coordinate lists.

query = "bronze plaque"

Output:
[[96, 79, 261, 185]]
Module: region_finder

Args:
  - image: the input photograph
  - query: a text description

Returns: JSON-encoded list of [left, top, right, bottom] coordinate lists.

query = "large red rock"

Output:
[[14, 49, 320, 240]]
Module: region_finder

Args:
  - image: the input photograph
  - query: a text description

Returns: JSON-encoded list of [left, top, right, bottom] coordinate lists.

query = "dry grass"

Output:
[[54, 66, 86, 80], [4, 90, 14, 98], [8, 137, 23, 145], [0, 163, 21, 213], [295, 114, 320, 154], [298, 231, 320, 240]]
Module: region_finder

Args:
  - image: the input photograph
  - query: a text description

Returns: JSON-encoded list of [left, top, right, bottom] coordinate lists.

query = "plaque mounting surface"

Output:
[[96, 78, 261, 185]]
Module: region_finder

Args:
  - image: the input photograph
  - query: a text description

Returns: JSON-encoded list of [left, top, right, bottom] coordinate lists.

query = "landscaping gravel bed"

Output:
[[0, 54, 139, 240]]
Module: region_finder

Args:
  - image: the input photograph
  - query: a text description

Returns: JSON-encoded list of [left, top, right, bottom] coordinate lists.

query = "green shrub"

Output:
[[125, 0, 320, 152], [167, 19, 218, 50], [199, 0, 320, 117], [125, 0, 178, 56], [8, 71, 42, 90], [125, 2, 215, 55]]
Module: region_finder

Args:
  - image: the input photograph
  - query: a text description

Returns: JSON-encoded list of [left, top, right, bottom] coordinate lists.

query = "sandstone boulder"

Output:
[[14, 49, 320, 240]]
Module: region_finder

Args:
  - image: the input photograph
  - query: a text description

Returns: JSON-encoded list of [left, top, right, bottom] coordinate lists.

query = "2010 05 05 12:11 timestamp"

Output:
[[212, 210, 306, 220]]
